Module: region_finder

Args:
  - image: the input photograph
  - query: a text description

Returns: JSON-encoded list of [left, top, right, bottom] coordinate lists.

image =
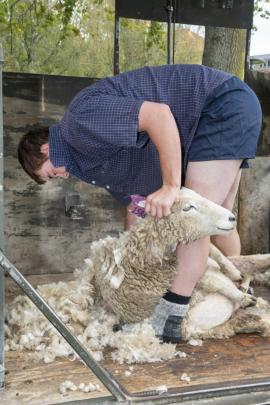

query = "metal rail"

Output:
[[52, 380, 270, 404]]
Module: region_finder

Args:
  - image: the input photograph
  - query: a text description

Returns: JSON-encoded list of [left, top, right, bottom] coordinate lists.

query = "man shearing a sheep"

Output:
[[18, 64, 262, 344]]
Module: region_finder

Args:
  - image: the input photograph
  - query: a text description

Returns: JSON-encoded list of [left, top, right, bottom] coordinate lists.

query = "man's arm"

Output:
[[138, 101, 182, 218]]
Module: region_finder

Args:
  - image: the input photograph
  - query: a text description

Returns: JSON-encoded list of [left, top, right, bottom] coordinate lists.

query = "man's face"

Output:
[[36, 143, 69, 182]]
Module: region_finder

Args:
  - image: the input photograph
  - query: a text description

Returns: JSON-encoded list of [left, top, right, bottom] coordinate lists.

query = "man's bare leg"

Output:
[[170, 237, 210, 296], [211, 170, 242, 256], [211, 228, 241, 257], [170, 160, 242, 295], [150, 160, 242, 342]]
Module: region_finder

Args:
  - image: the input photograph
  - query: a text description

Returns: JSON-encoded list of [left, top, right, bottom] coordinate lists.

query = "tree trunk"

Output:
[[202, 26, 247, 79]]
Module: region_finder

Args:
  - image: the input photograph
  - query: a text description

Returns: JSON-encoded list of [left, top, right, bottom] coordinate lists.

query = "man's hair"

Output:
[[18, 127, 49, 184]]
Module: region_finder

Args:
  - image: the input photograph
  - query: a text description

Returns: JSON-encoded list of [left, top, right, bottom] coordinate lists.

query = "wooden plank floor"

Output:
[[1, 274, 270, 404]]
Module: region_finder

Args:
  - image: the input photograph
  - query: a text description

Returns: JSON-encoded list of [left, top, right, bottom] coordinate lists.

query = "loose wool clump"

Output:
[[180, 373, 191, 383], [5, 188, 270, 365], [59, 380, 101, 395], [5, 296, 185, 363]]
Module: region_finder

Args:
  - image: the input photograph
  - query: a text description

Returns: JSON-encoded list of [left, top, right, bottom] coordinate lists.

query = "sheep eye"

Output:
[[182, 203, 197, 212]]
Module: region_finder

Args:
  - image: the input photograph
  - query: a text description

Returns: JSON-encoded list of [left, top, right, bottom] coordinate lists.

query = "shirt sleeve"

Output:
[[65, 94, 148, 150]]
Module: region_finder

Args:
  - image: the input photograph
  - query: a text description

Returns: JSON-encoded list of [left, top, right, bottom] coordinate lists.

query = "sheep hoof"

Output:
[[112, 323, 123, 332], [240, 293, 257, 308], [239, 285, 254, 295]]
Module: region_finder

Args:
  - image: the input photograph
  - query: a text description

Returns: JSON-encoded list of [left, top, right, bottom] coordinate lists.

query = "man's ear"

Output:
[[40, 143, 49, 157]]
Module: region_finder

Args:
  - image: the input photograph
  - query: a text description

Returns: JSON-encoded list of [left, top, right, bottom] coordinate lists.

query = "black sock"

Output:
[[163, 290, 191, 305]]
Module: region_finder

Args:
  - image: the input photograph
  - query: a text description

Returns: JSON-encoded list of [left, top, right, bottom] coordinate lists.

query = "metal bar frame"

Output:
[[113, 1, 253, 75], [1, 251, 270, 404], [244, 28, 252, 82], [0, 44, 5, 389], [113, 13, 120, 75], [113, 14, 174, 75], [51, 384, 270, 405], [166, 0, 174, 65]]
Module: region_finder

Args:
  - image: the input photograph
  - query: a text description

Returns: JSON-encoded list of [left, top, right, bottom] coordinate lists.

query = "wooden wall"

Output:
[[3, 73, 125, 275], [239, 70, 270, 254]]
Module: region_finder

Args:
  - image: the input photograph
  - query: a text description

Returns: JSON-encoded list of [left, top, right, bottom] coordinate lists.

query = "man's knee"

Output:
[[185, 161, 242, 207], [221, 169, 242, 211]]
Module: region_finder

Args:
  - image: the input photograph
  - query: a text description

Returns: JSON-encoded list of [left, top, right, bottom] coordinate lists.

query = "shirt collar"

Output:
[[49, 124, 72, 169]]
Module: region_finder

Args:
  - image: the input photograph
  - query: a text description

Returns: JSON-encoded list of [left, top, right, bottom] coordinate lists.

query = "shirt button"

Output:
[[91, 180, 96, 184], [106, 185, 110, 189]]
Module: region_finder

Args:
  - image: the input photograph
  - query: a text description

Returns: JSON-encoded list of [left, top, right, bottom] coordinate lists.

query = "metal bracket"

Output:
[[65, 192, 85, 220]]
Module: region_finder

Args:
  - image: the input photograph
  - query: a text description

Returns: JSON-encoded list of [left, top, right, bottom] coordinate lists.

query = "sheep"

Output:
[[84, 187, 255, 324], [82, 186, 270, 341]]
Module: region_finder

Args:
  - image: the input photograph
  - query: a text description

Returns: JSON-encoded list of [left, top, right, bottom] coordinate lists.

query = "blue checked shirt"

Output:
[[49, 64, 232, 205]]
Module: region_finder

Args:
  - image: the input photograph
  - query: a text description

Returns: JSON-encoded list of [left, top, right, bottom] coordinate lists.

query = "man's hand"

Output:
[[145, 184, 179, 218]]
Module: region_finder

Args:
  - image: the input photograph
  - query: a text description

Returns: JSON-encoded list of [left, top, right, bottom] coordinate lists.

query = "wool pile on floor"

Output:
[[5, 276, 187, 365]]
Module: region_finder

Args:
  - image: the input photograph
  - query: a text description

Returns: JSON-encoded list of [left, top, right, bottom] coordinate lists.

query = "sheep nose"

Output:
[[229, 215, 236, 222]]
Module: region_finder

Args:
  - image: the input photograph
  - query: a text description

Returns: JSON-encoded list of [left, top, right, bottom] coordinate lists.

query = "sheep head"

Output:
[[153, 187, 236, 246]]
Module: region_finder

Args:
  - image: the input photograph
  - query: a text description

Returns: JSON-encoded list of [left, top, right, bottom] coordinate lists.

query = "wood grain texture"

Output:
[[2, 273, 270, 405], [1, 335, 270, 405], [238, 157, 270, 255]]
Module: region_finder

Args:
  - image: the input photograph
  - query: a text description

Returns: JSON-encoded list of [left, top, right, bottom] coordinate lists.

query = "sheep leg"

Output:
[[188, 320, 236, 340], [238, 276, 254, 294], [229, 307, 270, 337], [185, 304, 270, 339], [209, 244, 243, 281], [228, 254, 270, 277], [198, 269, 257, 307]]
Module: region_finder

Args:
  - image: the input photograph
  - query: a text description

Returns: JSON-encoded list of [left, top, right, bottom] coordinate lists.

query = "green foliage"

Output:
[[146, 21, 165, 50], [0, 0, 203, 77], [254, 0, 270, 18], [0, 0, 81, 72]]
